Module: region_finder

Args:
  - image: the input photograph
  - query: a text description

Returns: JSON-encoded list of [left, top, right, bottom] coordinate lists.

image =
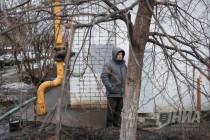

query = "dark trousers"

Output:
[[106, 97, 123, 127]]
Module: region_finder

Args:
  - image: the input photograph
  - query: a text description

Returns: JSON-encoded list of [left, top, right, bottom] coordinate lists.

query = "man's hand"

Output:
[[109, 86, 120, 94]]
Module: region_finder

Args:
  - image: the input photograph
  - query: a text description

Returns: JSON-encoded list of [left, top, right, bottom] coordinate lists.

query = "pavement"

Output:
[[20, 86, 106, 129]]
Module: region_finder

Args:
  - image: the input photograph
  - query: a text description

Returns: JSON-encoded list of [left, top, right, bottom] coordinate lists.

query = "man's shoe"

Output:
[[115, 123, 121, 127], [108, 125, 114, 128]]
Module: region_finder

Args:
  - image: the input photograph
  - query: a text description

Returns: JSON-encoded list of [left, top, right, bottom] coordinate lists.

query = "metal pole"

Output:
[[0, 97, 37, 123], [197, 77, 202, 114]]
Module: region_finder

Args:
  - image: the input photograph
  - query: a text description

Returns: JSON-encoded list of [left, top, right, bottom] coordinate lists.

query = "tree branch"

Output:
[[148, 38, 206, 65], [72, 0, 139, 29], [146, 0, 210, 81]]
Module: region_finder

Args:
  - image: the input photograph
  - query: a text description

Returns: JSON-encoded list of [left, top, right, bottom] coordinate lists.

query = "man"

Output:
[[101, 47, 127, 128]]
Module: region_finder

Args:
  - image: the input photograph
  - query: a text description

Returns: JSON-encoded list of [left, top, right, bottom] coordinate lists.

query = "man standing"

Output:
[[101, 47, 127, 128]]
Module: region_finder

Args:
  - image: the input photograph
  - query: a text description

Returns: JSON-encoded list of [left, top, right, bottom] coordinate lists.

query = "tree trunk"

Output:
[[120, 1, 155, 140]]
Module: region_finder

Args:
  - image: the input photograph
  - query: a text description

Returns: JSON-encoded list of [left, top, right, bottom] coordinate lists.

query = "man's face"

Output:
[[117, 52, 123, 60]]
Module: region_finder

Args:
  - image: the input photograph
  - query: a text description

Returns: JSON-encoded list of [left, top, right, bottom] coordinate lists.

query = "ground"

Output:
[[1, 121, 163, 140], [1, 120, 210, 140], [0, 64, 210, 140]]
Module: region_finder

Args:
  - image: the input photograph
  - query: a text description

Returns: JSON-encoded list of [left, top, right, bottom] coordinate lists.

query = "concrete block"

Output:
[[101, 104, 107, 109], [91, 104, 100, 108]]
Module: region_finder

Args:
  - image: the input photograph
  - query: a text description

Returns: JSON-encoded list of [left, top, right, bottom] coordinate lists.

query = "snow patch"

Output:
[[1, 69, 17, 77], [1, 82, 34, 90]]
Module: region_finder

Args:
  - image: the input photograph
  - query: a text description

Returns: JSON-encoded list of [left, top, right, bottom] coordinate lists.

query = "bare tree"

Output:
[[0, 0, 209, 140], [0, 0, 56, 85]]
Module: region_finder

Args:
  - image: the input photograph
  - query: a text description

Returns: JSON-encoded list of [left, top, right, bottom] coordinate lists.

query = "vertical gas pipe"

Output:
[[36, 0, 64, 115]]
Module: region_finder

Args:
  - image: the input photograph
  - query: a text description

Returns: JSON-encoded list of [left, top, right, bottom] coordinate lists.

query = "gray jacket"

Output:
[[101, 47, 127, 98]]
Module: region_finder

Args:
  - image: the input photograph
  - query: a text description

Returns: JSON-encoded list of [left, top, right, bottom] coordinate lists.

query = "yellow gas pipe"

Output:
[[37, 0, 64, 115], [197, 77, 202, 114]]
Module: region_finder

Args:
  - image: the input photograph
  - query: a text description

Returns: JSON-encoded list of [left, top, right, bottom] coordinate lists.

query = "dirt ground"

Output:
[[0, 121, 159, 140], [0, 120, 210, 140], [1, 65, 210, 140]]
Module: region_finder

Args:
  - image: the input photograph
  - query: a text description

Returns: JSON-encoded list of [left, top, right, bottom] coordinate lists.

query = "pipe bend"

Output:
[[38, 76, 63, 89], [37, 77, 63, 99], [52, 77, 63, 86]]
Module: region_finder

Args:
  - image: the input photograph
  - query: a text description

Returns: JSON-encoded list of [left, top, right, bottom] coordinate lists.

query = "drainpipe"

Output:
[[37, 0, 64, 115]]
